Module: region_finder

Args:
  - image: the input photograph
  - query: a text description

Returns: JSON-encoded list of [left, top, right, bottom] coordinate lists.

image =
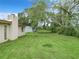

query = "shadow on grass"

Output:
[[42, 43, 53, 48]]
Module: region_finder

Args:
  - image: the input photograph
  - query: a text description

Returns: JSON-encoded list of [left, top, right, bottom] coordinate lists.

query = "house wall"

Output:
[[8, 14, 18, 40], [0, 14, 27, 43], [18, 26, 33, 37], [0, 25, 5, 43], [6, 25, 11, 40], [0, 24, 10, 43], [18, 27, 25, 36], [23, 26, 33, 32]]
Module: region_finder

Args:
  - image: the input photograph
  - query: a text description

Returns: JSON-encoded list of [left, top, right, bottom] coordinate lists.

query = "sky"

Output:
[[0, 0, 59, 13], [0, 0, 33, 19], [0, 0, 33, 13], [0, 0, 58, 19]]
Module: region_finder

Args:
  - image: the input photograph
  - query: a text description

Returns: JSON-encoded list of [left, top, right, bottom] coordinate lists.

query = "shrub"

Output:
[[52, 25, 77, 37], [50, 22, 79, 38], [63, 26, 76, 36]]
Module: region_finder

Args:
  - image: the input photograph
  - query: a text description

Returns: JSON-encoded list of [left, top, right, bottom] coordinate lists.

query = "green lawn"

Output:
[[0, 32, 79, 59]]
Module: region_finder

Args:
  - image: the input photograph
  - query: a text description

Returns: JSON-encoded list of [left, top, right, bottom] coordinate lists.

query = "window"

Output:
[[4, 25, 7, 40]]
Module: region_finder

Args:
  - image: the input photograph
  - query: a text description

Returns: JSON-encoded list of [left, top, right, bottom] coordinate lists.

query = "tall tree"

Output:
[[25, 0, 47, 30]]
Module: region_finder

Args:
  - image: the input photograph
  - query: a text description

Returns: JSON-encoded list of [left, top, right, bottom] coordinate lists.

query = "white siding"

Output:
[[18, 27, 25, 36], [0, 14, 27, 43], [0, 25, 4, 43], [8, 15, 18, 40], [0, 25, 8, 43], [24, 26, 33, 32], [6, 25, 11, 40]]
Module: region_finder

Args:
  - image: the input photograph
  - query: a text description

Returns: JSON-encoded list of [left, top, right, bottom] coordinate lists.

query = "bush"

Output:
[[75, 32, 79, 37], [51, 23, 60, 33], [50, 22, 79, 37], [51, 25, 77, 37], [63, 26, 76, 36], [51, 27, 57, 33], [57, 26, 65, 34]]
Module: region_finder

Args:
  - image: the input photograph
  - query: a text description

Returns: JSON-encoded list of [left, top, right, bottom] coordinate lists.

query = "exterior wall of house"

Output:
[[24, 26, 33, 32], [6, 25, 11, 40], [0, 24, 10, 43], [18, 26, 33, 37], [18, 27, 25, 36], [0, 14, 27, 43], [8, 14, 18, 40], [0, 25, 5, 43]]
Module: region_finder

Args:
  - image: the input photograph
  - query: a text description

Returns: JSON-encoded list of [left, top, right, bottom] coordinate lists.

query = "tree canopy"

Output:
[[18, 0, 79, 37]]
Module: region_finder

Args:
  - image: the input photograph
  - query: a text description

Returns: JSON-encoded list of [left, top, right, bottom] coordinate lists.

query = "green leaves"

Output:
[[25, 0, 47, 28]]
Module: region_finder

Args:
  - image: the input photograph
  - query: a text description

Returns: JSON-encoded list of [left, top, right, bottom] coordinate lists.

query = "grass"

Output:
[[0, 32, 79, 59]]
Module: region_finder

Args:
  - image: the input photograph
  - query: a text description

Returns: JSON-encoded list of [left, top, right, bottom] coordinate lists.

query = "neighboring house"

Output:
[[0, 14, 24, 43], [23, 26, 33, 32]]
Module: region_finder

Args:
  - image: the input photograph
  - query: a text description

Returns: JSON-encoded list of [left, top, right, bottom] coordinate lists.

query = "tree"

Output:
[[50, 0, 79, 36], [25, 0, 47, 30], [18, 12, 29, 31]]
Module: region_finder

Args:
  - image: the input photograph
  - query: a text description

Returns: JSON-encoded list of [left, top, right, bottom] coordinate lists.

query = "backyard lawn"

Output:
[[0, 32, 79, 59]]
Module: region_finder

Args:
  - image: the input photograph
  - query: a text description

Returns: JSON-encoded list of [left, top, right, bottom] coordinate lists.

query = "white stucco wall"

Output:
[[0, 24, 9, 43], [8, 14, 18, 40], [0, 14, 27, 43], [18, 27, 25, 36], [0, 25, 5, 43], [6, 25, 11, 40]]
